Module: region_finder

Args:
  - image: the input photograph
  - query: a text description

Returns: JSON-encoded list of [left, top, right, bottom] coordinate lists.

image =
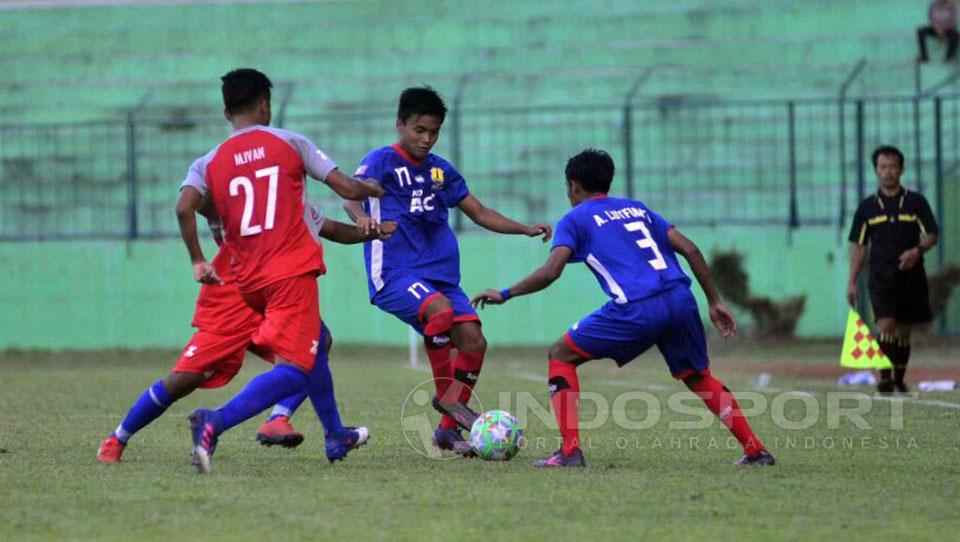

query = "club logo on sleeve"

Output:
[[185, 345, 198, 358], [356, 164, 369, 176], [430, 167, 445, 190]]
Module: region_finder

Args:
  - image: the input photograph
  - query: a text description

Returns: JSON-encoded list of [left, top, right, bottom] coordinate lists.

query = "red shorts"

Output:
[[172, 329, 275, 389], [241, 273, 320, 371]]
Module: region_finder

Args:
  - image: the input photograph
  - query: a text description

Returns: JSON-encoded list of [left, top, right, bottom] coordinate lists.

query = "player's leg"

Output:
[[892, 325, 913, 392], [97, 332, 246, 463], [869, 266, 898, 393], [888, 267, 932, 393], [447, 285, 486, 408], [307, 322, 369, 461], [875, 317, 898, 393], [373, 276, 462, 430], [658, 287, 773, 466], [533, 336, 590, 468], [420, 293, 459, 430], [189, 276, 317, 473]]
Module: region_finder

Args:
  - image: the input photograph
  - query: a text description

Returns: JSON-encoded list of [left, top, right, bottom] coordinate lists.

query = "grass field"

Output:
[[2, 339, 959, 541]]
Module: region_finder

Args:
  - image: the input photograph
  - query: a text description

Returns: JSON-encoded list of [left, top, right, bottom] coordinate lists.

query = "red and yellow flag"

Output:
[[840, 309, 892, 369]]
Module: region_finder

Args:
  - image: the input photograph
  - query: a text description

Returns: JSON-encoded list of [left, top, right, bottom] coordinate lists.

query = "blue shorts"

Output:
[[371, 274, 479, 335], [564, 286, 709, 379]]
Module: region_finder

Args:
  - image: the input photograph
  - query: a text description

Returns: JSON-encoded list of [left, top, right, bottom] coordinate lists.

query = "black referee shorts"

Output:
[[868, 263, 933, 324]]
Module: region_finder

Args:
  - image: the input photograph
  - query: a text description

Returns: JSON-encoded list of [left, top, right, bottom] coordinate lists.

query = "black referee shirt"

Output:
[[848, 187, 939, 265]]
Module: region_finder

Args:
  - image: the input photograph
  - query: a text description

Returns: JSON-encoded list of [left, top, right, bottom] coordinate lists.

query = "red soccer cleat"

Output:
[[256, 416, 304, 448], [96, 435, 126, 463]]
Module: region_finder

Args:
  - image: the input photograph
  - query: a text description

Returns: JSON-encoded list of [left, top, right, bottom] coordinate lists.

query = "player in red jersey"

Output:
[[176, 68, 384, 473], [97, 205, 396, 464]]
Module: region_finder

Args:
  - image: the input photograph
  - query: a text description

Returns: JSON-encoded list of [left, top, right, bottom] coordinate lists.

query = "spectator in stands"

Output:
[[918, 0, 959, 63]]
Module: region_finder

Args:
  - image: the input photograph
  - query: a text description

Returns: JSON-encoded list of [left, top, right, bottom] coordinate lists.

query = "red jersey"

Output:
[[181, 125, 339, 293]]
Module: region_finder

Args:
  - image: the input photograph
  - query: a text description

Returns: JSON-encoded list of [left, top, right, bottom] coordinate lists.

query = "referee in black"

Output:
[[847, 145, 940, 393]]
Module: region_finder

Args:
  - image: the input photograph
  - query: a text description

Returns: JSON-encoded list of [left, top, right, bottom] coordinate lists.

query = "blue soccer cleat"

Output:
[[432, 426, 477, 457], [534, 448, 585, 468], [189, 409, 220, 474], [735, 449, 776, 466], [324, 426, 369, 463]]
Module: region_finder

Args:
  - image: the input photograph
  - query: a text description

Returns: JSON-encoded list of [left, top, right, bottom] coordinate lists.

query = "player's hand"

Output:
[[377, 221, 398, 241], [898, 247, 921, 271], [193, 260, 221, 285], [525, 223, 553, 243], [360, 179, 385, 198], [471, 289, 505, 309], [356, 215, 381, 236], [708, 302, 737, 339], [846, 282, 858, 307]]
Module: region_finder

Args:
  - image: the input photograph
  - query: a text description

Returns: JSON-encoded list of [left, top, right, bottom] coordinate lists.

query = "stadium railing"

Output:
[[2, 93, 957, 242]]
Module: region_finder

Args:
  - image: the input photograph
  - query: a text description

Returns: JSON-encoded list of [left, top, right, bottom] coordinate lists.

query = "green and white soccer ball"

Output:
[[469, 410, 522, 461]]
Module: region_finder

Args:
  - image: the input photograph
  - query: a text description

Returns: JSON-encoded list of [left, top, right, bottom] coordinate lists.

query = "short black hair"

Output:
[[871, 145, 904, 169], [397, 86, 447, 123], [221, 68, 272, 115], [566, 149, 616, 193]]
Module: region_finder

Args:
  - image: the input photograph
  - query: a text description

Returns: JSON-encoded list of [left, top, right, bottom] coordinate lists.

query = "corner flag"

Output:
[[840, 309, 892, 369]]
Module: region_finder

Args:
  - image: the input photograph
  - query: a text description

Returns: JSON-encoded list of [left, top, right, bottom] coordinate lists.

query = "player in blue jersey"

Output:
[[472, 149, 774, 468], [268, 86, 552, 456]]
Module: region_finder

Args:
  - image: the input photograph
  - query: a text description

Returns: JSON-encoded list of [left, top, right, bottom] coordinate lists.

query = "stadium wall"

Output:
[[0, 227, 851, 350]]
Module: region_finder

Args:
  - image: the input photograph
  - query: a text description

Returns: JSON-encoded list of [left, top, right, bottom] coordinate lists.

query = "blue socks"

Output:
[[308, 350, 344, 435], [214, 364, 308, 433], [115, 380, 174, 443], [269, 391, 308, 420], [269, 323, 344, 434]]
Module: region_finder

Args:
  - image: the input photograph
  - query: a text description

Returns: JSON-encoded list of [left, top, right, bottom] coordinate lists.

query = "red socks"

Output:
[[685, 374, 763, 457], [548, 359, 581, 456], [451, 350, 484, 404], [423, 309, 457, 430]]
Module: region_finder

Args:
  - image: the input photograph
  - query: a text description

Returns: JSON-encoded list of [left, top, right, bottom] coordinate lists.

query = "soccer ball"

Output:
[[469, 410, 522, 461]]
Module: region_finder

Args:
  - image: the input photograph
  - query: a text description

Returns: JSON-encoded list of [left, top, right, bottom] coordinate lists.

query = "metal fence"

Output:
[[1, 94, 958, 242]]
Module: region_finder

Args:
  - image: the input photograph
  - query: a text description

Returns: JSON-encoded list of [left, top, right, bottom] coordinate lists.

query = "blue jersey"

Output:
[[357, 145, 470, 298], [552, 195, 691, 304]]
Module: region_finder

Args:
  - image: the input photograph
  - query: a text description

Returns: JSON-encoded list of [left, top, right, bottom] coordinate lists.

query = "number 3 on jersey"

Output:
[[229, 166, 279, 236], [625, 221, 667, 270]]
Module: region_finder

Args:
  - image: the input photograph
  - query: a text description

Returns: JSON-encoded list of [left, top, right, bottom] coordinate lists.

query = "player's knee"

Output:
[[424, 308, 454, 349], [424, 295, 453, 317], [547, 341, 565, 361], [681, 373, 705, 387], [163, 372, 205, 400], [877, 318, 896, 335], [548, 339, 580, 364]]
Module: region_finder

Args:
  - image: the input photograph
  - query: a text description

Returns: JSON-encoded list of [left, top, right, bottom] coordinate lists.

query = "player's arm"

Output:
[[324, 169, 385, 200], [458, 194, 552, 242], [668, 227, 736, 338], [847, 243, 867, 305], [320, 219, 397, 244], [342, 200, 382, 236], [175, 187, 220, 284], [471, 246, 572, 308]]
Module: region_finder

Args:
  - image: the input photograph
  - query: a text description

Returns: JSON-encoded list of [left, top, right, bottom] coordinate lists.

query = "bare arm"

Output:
[[458, 194, 552, 242], [175, 187, 220, 284], [668, 227, 736, 338], [342, 199, 383, 236], [847, 243, 867, 306], [320, 219, 397, 244], [897, 232, 939, 271], [471, 246, 572, 308], [324, 169, 385, 201]]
